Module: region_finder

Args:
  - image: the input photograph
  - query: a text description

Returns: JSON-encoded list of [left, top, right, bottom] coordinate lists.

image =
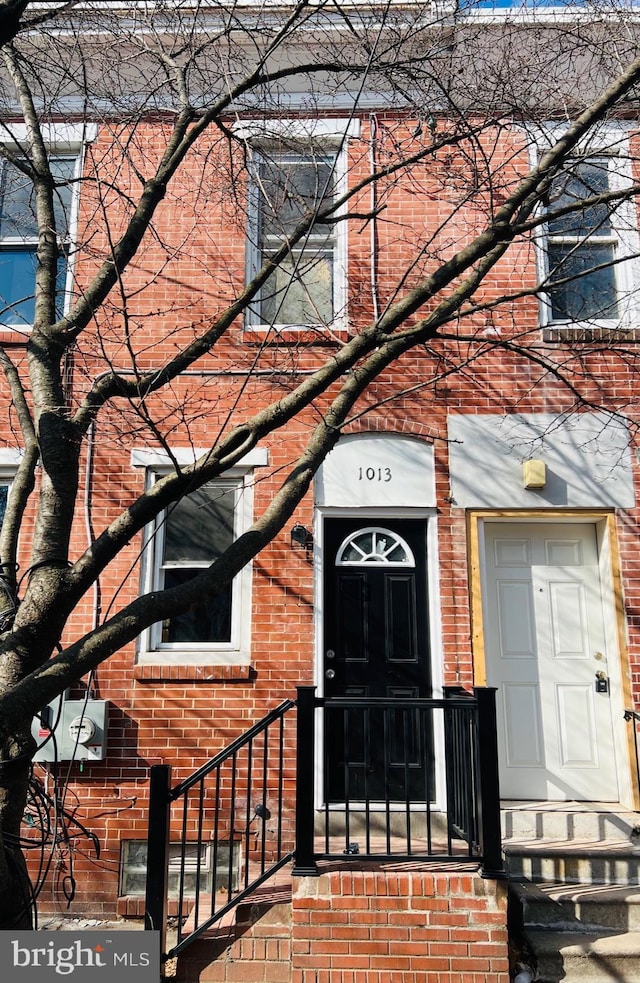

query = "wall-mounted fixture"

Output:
[[290, 523, 313, 551], [522, 459, 546, 490]]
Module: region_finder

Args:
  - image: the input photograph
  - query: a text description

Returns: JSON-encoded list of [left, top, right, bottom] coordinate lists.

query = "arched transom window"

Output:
[[335, 527, 415, 567]]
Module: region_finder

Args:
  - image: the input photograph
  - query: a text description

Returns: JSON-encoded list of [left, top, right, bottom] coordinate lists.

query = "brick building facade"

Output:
[[1, 3, 640, 978]]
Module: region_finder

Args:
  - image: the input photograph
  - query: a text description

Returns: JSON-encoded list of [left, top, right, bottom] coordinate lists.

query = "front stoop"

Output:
[[504, 802, 640, 983], [174, 861, 510, 982]]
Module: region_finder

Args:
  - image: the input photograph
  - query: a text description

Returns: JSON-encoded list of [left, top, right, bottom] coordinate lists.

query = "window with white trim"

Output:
[[246, 147, 345, 330], [0, 155, 78, 328], [545, 159, 619, 321], [138, 473, 253, 664], [538, 144, 639, 333]]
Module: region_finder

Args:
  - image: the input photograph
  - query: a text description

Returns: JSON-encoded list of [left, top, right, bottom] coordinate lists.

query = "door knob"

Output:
[[325, 668, 336, 680]]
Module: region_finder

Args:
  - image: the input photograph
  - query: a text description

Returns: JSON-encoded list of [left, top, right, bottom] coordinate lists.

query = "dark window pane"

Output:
[[259, 157, 334, 238], [548, 242, 618, 320], [164, 485, 234, 563], [0, 248, 68, 325], [162, 568, 232, 643], [0, 485, 6, 528], [0, 157, 76, 238], [548, 161, 612, 236]]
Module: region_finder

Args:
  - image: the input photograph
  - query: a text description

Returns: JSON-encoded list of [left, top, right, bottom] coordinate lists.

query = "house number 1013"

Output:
[[358, 466, 392, 482]]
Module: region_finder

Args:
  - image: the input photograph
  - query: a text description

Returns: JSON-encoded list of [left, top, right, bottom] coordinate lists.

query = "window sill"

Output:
[[134, 663, 254, 683], [542, 324, 640, 344], [242, 325, 351, 346], [0, 326, 31, 344]]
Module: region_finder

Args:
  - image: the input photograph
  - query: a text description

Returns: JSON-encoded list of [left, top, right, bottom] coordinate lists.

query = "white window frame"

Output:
[[133, 447, 266, 666], [0, 449, 21, 527], [0, 123, 96, 332], [532, 125, 640, 333], [237, 118, 359, 333]]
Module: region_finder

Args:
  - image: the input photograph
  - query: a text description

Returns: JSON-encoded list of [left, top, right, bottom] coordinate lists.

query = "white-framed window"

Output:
[[535, 127, 640, 334], [249, 150, 338, 327], [134, 448, 265, 665], [0, 449, 20, 529], [0, 154, 79, 328], [239, 118, 357, 332]]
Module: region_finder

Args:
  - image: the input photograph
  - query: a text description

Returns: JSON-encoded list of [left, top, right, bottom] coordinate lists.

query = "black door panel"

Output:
[[324, 518, 432, 802]]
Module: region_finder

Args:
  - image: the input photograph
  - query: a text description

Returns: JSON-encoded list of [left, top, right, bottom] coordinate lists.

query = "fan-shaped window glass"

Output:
[[335, 527, 415, 567]]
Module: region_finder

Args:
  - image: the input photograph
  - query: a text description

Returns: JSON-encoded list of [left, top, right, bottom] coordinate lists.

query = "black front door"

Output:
[[323, 518, 432, 802]]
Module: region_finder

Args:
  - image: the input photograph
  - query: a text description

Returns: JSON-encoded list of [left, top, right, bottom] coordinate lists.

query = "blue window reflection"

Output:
[[0, 157, 75, 327], [0, 248, 68, 326]]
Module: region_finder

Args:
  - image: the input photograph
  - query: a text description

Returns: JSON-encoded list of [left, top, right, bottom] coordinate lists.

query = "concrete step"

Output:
[[502, 802, 640, 844], [505, 805, 640, 981], [512, 881, 640, 932], [504, 840, 640, 885], [526, 927, 640, 983]]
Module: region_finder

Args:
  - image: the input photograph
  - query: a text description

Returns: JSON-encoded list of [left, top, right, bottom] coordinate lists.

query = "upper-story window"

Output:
[[247, 150, 339, 329], [539, 141, 639, 336], [545, 159, 618, 322], [0, 155, 77, 328]]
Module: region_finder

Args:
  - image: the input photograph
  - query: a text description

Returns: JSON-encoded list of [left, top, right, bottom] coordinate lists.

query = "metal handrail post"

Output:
[[473, 687, 506, 879], [145, 764, 171, 955], [293, 685, 319, 875]]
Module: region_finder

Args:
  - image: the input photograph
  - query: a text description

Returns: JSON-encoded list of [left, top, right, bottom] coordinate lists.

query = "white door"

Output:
[[483, 522, 618, 801]]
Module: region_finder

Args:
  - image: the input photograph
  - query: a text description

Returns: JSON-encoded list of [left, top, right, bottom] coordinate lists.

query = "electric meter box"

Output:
[[32, 698, 108, 762]]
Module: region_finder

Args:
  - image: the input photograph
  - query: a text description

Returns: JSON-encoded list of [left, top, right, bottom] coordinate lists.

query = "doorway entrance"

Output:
[[482, 521, 620, 801], [323, 517, 432, 802]]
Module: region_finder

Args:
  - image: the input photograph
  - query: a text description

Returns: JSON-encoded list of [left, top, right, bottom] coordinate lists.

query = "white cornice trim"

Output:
[[131, 447, 269, 469], [0, 122, 98, 148], [233, 117, 361, 142]]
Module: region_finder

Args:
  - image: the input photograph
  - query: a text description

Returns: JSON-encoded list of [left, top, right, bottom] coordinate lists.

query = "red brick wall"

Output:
[[9, 116, 640, 917], [292, 867, 509, 983]]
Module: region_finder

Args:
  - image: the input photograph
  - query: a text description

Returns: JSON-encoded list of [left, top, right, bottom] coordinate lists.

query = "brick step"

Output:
[[175, 884, 292, 983], [504, 840, 640, 885], [525, 928, 640, 983]]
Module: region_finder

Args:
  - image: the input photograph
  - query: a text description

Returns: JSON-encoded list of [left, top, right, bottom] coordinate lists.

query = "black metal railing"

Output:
[[145, 699, 297, 959], [293, 686, 504, 879], [624, 708, 640, 805], [145, 685, 504, 960]]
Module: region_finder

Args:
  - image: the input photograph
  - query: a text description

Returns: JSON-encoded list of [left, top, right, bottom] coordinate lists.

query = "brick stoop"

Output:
[[504, 802, 640, 983], [174, 862, 510, 983]]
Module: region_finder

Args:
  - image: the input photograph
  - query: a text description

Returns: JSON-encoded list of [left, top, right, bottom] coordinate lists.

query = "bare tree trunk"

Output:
[[0, 727, 35, 929]]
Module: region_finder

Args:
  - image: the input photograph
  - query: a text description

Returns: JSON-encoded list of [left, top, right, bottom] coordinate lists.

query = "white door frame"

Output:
[[470, 511, 635, 808]]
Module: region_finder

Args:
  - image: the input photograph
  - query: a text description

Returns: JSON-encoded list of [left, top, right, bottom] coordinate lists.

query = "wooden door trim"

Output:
[[468, 509, 637, 808]]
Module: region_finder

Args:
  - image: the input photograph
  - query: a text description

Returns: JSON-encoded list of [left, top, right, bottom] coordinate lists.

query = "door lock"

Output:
[[595, 670, 609, 694], [325, 668, 336, 680]]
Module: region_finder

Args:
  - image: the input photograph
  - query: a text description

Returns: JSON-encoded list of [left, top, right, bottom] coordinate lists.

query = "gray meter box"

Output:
[[32, 698, 109, 762]]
